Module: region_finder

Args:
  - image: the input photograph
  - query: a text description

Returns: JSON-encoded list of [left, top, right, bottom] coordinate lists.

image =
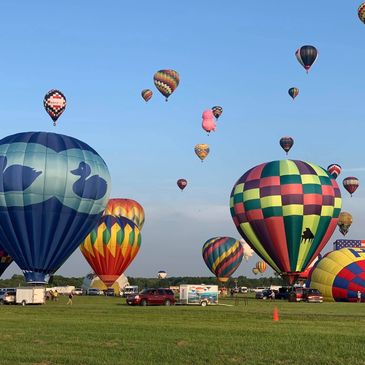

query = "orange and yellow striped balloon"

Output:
[[256, 261, 267, 273], [153, 69, 180, 101], [80, 215, 141, 287], [104, 198, 145, 230]]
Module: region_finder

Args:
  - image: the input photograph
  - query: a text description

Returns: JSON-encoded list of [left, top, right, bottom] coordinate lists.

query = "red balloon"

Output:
[[177, 179, 187, 191]]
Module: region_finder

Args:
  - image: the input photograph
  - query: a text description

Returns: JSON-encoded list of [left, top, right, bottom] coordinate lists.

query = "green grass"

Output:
[[0, 296, 365, 365]]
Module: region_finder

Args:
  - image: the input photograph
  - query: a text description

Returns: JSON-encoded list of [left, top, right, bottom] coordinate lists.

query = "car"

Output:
[[288, 287, 305, 302], [302, 288, 323, 303], [72, 288, 83, 295], [0, 290, 16, 305], [126, 288, 176, 306], [86, 288, 104, 296], [255, 289, 273, 300], [104, 288, 115, 296], [276, 286, 291, 300]]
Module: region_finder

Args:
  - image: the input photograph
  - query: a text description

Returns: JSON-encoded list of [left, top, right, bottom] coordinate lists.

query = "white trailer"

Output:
[[179, 284, 219, 306], [16, 287, 45, 306]]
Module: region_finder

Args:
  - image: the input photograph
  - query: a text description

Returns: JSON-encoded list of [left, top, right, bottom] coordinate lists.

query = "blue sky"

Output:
[[2, 1, 365, 279]]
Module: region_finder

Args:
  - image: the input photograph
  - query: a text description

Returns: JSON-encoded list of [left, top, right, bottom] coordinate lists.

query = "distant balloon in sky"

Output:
[[358, 2, 365, 24], [44, 89, 67, 126], [256, 261, 267, 273], [343, 176, 359, 197], [212, 106, 223, 120], [141, 89, 153, 102], [194, 144, 210, 162], [177, 178, 187, 191], [103, 198, 145, 231], [240, 239, 254, 261], [80, 215, 141, 288], [279, 136, 294, 155], [295, 45, 318, 73], [327, 164, 342, 179], [153, 69, 180, 101], [0, 132, 111, 284], [337, 212, 353, 236], [202, 237, 243, 283], [202, 110, 216, 134], [252, 268, 259, 275], [0, 245, 12, 277], [288, 87, 299, 100], [158, 270, 167, 279]]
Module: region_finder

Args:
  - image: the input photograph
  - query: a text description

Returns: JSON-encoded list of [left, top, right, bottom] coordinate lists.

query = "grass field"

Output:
[[0, 295, 365, 365]]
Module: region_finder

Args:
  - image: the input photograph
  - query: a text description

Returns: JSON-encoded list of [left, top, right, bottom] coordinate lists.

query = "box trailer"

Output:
[[16, 287, 45, 306], [179, 284, 219, 306]]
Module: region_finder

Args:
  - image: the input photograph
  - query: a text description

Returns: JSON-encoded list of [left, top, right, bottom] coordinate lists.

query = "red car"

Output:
[[302, 288, 323, 303], [126, 288, 176, 306]]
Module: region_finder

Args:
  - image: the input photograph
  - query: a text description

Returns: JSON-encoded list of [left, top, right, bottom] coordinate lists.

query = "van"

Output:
[[86, 288, 103, 296], [122, 286, 139, 297]]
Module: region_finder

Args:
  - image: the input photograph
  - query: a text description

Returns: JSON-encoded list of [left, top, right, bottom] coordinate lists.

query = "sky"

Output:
[[2, 1, 365, 280]]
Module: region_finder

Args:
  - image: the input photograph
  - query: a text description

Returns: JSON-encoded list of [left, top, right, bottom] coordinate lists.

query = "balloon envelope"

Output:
[[158, 270, 167, 279], [194, 144, 210, 162], [202, 237, 243, 283], [343, 177, 359, 196], [0, 245, 12, 277], [306, 248, 365, 302], [358, 2, 365, 24], [256, 261, 267, 273], [44, 89, 66, 126], [327, 164, 341, 179], [252, 268, 259, 275], [141, 89, 153, 102], [295, 45, 318, 72], [80, 215, 141, 288], [177, 179, 187, 191], [103, 198, 145, 230], [153, 69, 180, 101], [240, 239, 254, 261], [337, 212, 352, 236], [279, 137, 294, 154], [288, 87, 299, 100], [0, 132, 111, 283], [230, 160, 342, 284], [212, 106, 223, 119]]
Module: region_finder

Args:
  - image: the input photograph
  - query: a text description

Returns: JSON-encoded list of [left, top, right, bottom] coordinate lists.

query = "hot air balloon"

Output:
[[212, 106, 223, 120], [153, 69, 180, 101], [358, 2, 365, 24], [327, 164, 341, 179], [295, 45, 318, 73], [0, 132, 111, 284], [202, 237, 243, 283], [240, 239, 254, 261], [80, 215, 141, 288], [256, 261, 267, 274], [343, 177, 359, 197], [279, 136, 294, 155], [306, 248, 365, 302], [230, 160, 342, 284], [0, 245, 12, 277], [194, 144, 210, 162], [252, 268, 259, 275], [44, 89, 67, 126], [158, 270, 167, 279], [177, 178, 187, 191], [288, 87, 299, 100], [141, 89, 153, 102], [337, 212, 353, 236], [103, 199, 145, 230], [202, 110, 216, 134]]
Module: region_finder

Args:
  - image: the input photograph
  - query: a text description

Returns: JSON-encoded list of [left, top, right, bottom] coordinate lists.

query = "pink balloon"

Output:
[[202, 109, 216, 133], [202, 110, 214, 119]]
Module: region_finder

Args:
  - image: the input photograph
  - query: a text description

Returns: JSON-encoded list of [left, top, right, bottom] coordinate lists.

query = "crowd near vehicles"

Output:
[[254, 286, 323, 303], [126, 288, 175, 306]]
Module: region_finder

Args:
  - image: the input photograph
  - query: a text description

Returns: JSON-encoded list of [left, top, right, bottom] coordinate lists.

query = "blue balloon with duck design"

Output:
[[0, 132, 111, 284]]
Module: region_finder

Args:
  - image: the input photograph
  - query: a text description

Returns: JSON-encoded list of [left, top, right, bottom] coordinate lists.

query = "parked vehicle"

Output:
[[179, 284, 219, 306], [252, 287, 267, 293], [240, 287, 248, 294], [86, 288, 104, 296], [126, 288, 176, 306], [276, 286, 291, 300], [0, 290, 16, 304], [255, 289, 277, 300], [16, 287, 45, 306], [302, 288, 323, 303], [288, 286, 305, 302], [122, 286, 139, 297], [105, 288, 115, 296], [72, 288, 83, 295]]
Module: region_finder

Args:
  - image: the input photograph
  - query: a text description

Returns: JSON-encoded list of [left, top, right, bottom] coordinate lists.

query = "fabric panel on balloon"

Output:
[[230, 160, 341, 276]]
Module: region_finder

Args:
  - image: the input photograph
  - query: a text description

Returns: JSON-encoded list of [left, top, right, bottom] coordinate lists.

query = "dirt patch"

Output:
[[176, 340, 189, 347]]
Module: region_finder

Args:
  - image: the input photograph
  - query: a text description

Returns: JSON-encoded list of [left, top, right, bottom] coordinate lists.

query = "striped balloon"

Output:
[[288, 87, 299, 100], [327, 164, 341, 179], [141, 89, 153, 102], [358, 2, 365, 24], [343, 177, 359, 197], [153, 69, 180, 101], [202, 237, 243, 283], [256, 261, 267, 273], [212, 106, 223, 120], [80, 215, 141, 287], [0, 245, 12, 277]]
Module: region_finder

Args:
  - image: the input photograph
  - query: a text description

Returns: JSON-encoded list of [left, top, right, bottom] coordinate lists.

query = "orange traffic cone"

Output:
[[273, 307, 279, 322]]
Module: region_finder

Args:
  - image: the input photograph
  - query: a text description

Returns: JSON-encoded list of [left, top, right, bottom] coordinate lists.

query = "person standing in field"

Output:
[[357, 290, 362, 303], [66, 292, 73, 305]]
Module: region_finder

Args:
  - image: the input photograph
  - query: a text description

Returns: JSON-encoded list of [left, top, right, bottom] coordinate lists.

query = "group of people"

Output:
[[46, 289, 73, 305]]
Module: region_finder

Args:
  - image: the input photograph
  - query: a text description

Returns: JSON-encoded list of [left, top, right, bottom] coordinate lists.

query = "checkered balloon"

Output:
[[44, 89, 66, 126], [230, 160, 342, 284]]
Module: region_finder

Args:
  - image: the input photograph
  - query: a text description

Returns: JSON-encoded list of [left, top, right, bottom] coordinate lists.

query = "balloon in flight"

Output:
[[141, 89, 153, 102], [212, 106, 223, 120], [230, 159, 342, 284], [80, 215, 141, 288], [327, 164, 341, 179], [288, 87, 299, 100], [0, 132, 111, 284], [44, 89, 67, 126], [343, 177, 359, 197], [202, 110, 216, 134], [337, 212, 352, 236], [256, 261, 267, 273], [202, 237, 243, 283], [153, 69, 180, 101], [358, 2, 365, 24], [279, 136, 294, 155], [194, 144, 210, 162], [177, 179, 188, 191], [295, 45, 318, 73]]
